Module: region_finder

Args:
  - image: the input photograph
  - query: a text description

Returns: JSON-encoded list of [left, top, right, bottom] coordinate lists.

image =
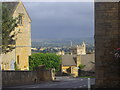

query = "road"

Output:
[[4, 76, 95, 89]]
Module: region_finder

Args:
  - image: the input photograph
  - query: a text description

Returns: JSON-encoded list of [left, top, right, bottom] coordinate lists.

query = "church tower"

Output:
[[81, 41, 86, 54], [82, 41, 86, 47], [71, 41, 86, 55]]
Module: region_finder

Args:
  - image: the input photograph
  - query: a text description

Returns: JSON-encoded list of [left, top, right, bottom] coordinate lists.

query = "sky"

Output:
[[24, 2, 94, 39]]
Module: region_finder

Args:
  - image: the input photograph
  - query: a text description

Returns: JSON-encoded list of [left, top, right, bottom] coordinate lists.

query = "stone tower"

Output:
[[71, 42, 86, 55], [82, 42, 86, 54], [95, 2, 120, 88]]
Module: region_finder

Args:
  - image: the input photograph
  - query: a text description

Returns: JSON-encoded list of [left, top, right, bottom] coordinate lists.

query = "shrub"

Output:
[[29, 53, 61, 72], [78, 64, 86, 70]]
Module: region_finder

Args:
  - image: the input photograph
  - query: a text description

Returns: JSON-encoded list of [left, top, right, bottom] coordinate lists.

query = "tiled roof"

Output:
[[62, 55, 77, 66], [80, 54, 95, 71]]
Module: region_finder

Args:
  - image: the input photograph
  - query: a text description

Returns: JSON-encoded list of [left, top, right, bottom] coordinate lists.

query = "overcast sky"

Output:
[[24, 2, 94, 39]]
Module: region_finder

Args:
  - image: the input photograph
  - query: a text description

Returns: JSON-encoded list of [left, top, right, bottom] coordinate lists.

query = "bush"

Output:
[[78, 64, 86, 70], [29, 53, 61, 72]]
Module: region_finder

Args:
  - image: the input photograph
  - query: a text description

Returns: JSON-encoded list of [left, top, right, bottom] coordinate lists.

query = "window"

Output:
[[17, 55, 20, 64], [18, 13, 23, 25], [19, 16, 22, 25]]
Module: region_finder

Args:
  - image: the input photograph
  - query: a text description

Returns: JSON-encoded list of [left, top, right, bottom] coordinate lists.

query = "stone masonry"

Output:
[[0, 2, 31, 70], [2, 66, 55, 87], [95, 2, 120, 88]]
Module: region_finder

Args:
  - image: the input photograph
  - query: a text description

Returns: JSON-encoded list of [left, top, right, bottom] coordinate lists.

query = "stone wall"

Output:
[[2, 71, 37, 87], [1, 2, 31, 70], [14, 2, 31, 70], [95, 2, 120, 88], [78, 70, 95, 77], [2, 67, 55, 87]]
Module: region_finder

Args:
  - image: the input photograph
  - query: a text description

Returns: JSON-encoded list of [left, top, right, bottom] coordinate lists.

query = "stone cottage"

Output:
[[1, 1, 31, 70], [61, 54, 95, 77], [61, 55, 79, 77]]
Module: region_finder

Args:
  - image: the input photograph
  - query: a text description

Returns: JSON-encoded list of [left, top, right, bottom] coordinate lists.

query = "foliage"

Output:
[[29, 53, 61, 71], [1, 3, 19, 54], [78, 64, 86, 70]]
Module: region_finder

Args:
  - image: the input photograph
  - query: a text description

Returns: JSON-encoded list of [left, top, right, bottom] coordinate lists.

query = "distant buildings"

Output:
[[61, 42, 95, 77], [56, 51, 65, 55], [31, 41, 95, 54], [31, 48, 37, 51], [1, 1, 31, 70]]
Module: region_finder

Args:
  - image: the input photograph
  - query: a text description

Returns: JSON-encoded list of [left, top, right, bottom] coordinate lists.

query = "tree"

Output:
[[1, 3, 19, 54], [29, 53, 61, 71]]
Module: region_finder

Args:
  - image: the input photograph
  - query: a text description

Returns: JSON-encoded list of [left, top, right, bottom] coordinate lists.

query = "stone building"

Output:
[[61, 54, 95, 77], [95, 2, 120, 88], [61, 55, 79, 77], [71, 42, 86, 55], [1, 1, 31, 70]]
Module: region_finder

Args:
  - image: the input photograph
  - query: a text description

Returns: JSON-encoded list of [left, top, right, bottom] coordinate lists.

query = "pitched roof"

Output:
[[62, 55, 77, 66], [80, 54, 95, 71], [3, 2, 19, 15], [3, 2, 31, 22]]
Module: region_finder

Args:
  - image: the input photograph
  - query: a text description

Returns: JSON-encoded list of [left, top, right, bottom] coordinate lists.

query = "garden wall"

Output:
[[2, 66, 55, 87]]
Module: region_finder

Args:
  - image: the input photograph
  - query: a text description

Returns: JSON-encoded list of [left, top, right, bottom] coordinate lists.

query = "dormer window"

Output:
[[18, 13, 24, 25]]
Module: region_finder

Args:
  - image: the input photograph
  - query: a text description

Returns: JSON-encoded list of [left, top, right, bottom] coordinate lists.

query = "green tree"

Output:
[[1, 3, 19, 54], [29, 53, 61, 71]]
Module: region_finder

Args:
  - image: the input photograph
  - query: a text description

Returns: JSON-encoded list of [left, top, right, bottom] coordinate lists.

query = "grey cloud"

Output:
[[24, 2, 94, 39]]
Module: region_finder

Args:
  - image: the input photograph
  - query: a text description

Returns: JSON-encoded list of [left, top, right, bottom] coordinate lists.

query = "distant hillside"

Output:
[[32, 37, 94, 47]]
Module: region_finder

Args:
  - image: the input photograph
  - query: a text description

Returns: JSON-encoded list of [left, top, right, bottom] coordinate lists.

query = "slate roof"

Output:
[[3, 2, 19, 15], [62, 55, 77, 66], [80, 54, 95, 71]]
